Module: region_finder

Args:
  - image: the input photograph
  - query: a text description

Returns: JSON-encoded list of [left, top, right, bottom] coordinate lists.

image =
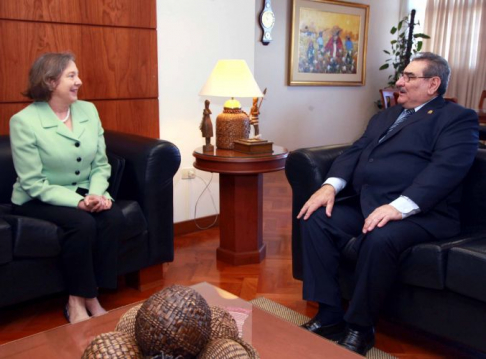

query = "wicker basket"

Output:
[[135, 285, 211, 357], [82, 331, 142, 359], [115, 303, 143, 339], [209, 306, 239, 341], [197, 338, 259, 359]]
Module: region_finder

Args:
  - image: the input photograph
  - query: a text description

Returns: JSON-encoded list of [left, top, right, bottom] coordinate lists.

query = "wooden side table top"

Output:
[[193, 145, 288, 174]]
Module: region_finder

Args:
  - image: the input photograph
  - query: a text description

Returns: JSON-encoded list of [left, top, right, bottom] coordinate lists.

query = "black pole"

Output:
[[404, 9, 416, 68]]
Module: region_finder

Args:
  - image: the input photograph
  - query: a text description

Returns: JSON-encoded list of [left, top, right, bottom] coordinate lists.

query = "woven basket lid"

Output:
[[115, 303, 143, 339], [82, 331, 142, 359], [209, 306, 239, 341], [198, 338, 259, 359], [135, 284, 211, 357]]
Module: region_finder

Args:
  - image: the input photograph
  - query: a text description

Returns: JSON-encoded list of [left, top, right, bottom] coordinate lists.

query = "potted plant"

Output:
[[379, 10, 430, 87]]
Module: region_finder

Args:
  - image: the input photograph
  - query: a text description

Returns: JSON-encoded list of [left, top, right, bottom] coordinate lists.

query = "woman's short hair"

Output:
[[23, 52, 76, 102]]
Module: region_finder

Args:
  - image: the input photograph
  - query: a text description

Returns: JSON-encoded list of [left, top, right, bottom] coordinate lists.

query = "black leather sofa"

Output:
[[286, 144, 486, 352], [0, 131, 180, 308]]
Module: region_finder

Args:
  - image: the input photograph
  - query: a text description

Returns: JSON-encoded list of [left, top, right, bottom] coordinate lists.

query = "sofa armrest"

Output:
[[104, 131, 181, 266], [285, 144, 350, 279]]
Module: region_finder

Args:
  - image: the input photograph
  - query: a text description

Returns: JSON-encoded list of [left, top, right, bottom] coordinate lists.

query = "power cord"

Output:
[[193, 172, 219, 230]]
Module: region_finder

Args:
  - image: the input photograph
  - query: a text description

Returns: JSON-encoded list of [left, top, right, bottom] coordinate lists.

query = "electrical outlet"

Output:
[[181, 167, 196, 179]]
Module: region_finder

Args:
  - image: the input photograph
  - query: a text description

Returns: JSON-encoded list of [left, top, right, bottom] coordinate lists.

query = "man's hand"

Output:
[[362, 204, 402, 233], [297, 184, 336, 220]]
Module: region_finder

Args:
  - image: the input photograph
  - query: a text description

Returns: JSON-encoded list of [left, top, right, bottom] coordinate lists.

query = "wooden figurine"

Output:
[[200, 100, 214, 152]]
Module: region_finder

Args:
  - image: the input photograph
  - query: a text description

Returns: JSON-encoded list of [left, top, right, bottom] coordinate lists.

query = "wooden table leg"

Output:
[[217, 173, 266, 265]]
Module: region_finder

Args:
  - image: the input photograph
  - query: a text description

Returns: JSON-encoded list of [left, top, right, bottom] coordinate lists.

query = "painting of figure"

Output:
[[298, 7, 360, 74], [289, 0, 369, 86]]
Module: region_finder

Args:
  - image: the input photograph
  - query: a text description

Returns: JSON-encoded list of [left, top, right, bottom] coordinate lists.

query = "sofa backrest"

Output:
[[460, 148, 486, 231], [0, 135, 16, 204]]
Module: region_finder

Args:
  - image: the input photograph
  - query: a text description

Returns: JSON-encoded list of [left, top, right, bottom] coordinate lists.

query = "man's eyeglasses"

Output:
[[400, 72, 434, 83]]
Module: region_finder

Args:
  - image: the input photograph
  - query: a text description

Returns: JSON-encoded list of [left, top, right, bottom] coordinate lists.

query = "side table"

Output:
[[193, 146, 288, 265]]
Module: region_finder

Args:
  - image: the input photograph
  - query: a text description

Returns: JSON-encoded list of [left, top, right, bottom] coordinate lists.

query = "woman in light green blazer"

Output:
[[10, 53, 124, 324]]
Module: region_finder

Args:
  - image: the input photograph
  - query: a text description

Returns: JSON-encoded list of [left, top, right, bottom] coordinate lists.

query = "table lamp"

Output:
[[199, 60, 263, 150]]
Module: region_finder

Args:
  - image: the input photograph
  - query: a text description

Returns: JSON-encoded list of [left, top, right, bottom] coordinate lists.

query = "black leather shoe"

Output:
[[338, 327, 375, 356], [300, 317, 346, 341]]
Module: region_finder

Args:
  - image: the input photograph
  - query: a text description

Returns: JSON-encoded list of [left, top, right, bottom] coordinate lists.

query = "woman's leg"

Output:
[[13, 200, 123, 322], [86, 202, 125, 316]]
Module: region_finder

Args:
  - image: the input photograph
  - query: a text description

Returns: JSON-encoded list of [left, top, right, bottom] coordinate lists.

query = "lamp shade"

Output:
[[199, 60, 263, 99]]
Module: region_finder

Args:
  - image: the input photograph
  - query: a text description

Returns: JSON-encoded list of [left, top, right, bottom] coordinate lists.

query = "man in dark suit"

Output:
[[298, 52, 478, 355]]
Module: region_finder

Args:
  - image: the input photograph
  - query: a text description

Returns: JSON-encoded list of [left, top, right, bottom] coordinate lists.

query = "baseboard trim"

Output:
[[174, 215, 219, 236]]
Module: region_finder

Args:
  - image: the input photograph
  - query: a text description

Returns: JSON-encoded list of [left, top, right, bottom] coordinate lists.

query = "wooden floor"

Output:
[[0, 171, 484, 358]]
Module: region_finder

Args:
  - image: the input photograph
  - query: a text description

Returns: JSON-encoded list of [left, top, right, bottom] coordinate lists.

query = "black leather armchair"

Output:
[[0, 131, 181, 308], [286, 145, 486, 352]]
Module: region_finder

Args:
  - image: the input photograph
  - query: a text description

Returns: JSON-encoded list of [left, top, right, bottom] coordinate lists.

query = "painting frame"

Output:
[[289, 0, 369, 86]]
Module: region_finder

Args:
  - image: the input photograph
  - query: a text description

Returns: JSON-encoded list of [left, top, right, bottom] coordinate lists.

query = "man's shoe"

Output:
[[337, 327, 375, 356], [300, 317, 346, 341]]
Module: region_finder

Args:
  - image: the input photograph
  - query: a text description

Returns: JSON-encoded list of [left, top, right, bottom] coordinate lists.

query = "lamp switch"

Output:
[[182, 168, 196, 179]]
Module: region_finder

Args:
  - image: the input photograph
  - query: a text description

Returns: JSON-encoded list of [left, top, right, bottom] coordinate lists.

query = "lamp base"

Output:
[[233, 139, 273, 154], [216, 108, 250, 149]]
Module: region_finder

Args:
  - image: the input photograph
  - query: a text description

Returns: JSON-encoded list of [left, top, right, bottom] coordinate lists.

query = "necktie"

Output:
[[379, 108, 415, 143]]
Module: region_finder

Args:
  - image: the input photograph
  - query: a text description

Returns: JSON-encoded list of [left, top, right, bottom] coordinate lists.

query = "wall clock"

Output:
[[260, 0, 275, 45]]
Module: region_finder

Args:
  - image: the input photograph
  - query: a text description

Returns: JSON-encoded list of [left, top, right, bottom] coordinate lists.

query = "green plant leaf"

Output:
[[391, 26, 397, 34], [398, 21, 403, 31], [384, 50, 390, 54], [379, 64, 389, 70], [416, 41, 423, 51], [391, 40, 397, 45], [414, 33, 431, 39]]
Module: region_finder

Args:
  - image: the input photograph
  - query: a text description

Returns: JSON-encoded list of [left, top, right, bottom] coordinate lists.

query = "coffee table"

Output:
[[0, 282, 359, 358]]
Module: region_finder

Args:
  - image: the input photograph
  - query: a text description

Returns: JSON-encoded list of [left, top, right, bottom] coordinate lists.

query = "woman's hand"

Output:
[[78, 195, 111, 212]]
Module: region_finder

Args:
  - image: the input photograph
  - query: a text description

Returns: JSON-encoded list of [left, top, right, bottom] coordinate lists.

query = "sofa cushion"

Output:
[[107, 151, 125, 200], [398, 232, 486, 290], [0, 218, 12, 265], [0, 204, 12, 215], [446, 238, 486, 302], [2, 215, 62, 258], [117, 200, 147, 241]]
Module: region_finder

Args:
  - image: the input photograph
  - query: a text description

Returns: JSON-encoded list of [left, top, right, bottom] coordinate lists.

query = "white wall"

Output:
[[158, 0, 400, 223], [254, 0, 401, 150], [157, 0, 257, 223]]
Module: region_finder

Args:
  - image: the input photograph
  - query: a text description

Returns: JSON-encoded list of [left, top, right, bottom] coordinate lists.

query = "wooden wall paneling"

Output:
[[0, 0, 156, 28], [0, 103, 29, 135], [116, 0, 156, 29], [92, 99, 159, 138], [0, 99, 159, 138], [0, 21, 157, 102], [0, 1, 158, 138], [114, 28, 158, 99]]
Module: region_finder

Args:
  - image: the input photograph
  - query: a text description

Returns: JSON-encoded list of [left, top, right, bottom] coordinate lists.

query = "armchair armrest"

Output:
[[285, 144, 350, 279], [104, 131, 181, 266]]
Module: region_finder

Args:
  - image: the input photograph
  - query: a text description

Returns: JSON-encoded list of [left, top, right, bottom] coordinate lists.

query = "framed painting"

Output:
[[289, 0, 369, 86]]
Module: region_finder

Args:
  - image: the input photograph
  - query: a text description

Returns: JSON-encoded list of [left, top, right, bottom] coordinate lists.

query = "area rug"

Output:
[[250, 297, 397, 359]]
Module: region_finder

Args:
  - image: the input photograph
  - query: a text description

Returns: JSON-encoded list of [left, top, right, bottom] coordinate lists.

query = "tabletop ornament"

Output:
[[200, 100, 214, 153], [233, 88, 274, 154], [82, 284, 259, 359]]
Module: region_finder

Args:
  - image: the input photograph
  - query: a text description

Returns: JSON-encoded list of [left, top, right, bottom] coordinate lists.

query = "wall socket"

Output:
[[181, 167, 196, 179]]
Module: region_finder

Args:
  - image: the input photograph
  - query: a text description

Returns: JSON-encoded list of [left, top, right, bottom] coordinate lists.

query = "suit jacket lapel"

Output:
[[37, 101, 88, 141], [378, 97, 446, 144], [71, 102, 88, 139]]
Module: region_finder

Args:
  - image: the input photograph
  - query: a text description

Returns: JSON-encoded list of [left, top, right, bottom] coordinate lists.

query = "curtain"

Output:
[[424, 0, 486, 108]]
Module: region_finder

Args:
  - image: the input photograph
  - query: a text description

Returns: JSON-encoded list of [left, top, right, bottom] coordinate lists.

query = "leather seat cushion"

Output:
[[398, 233, 485, 290], [3, 215, 62, 259], [117, 200, 147, 241], [0, 218, 12, 264], [446, 238, 486, 302]]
